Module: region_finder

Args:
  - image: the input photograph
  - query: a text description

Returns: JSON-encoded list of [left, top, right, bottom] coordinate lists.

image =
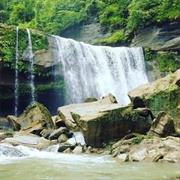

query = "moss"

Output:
[[131, 135, 144, 144], [95, 29, 129, 45], [84, 97, 98, 103], [145, 85, 179, 119], [23, 102, 53, 128], [156, 52, 180, 72]]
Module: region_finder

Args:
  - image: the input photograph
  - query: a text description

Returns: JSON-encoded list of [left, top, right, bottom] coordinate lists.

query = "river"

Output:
[[0, 144, 179, 180]]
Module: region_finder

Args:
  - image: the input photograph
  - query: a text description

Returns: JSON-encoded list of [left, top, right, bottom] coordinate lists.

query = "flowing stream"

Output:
[[51, 36, 148, 105], [0, 143, 179, 180], [14, 27, 19, 116]]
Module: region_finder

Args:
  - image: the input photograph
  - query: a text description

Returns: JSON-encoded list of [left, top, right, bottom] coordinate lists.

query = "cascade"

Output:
[[14, 27, 19, 116], [51, 36, 148, 105], [26, 28, 36, 103]]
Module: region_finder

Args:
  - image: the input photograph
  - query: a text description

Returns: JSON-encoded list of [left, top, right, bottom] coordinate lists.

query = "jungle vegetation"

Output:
[[0, 0, 179, 41]]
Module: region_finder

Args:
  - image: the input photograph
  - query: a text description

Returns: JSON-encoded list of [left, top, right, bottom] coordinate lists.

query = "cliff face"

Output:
[[0, 20, 179, 117], [131, 19, 180, 51]]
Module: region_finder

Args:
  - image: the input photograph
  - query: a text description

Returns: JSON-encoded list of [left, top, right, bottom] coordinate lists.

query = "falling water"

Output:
[[26, 28, 36, 103], [51, 36, 148, 105], [14, 27, 19, 116]]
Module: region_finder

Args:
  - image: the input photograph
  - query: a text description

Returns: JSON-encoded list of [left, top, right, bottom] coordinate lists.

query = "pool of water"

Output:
[[0, 144, 180, 180]]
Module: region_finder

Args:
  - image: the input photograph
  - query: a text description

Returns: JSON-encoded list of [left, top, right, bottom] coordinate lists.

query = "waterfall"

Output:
[[51, 36, 148, 105], [26, 28, 36, 103], [14, 27, 19, 116]]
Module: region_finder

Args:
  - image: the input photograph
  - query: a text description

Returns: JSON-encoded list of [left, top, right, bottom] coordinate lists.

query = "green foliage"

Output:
[[36, 81, 65, 92], [0, 26, 16, 69], [131, 135, 144, 144], [143, 48, 154, 61], [97, 30, 129, 45], [156, 52, 180, 72], [1, 0, 179, 38], [31, 31, 48, 51], [0, 26, 49, 74], [127, 0, 180, 32]]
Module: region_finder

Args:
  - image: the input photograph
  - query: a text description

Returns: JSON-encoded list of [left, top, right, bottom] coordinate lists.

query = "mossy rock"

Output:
[[17, 102, 54, 129], [129, 69, 180, 132]]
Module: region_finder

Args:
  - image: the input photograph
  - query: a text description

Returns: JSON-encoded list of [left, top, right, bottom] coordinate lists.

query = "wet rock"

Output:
[[67, 132, 86, 146], [72, 145, 83, 154], [49, 127, 70, 140], [63, 148, 72, 153], [116, 153, 128, 163], [40, 129, 52, 139], [58, 134, 68, 143], [0, 132, 14, 141], [2, 131, 51, 149], [58, 142, 75, 152], [7, 115, 21, 131]]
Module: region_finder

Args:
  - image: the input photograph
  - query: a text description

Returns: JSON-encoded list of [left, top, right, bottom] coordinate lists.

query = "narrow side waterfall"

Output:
[[26, 29, 36, 103], [51, 36, 148, 105], [14, 27, 19, 116]]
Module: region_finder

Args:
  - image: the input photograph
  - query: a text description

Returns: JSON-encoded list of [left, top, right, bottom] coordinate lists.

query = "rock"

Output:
[[0, 132, 14, 141], [129, 69, 180, 132], [57, 105, 78, 131], [84, 97, 98, 103], [63, 148, 72, 153], [99, 93, 118, 104], [131, 19, 180, 51], [49, 127, 70, 140], [40, 129, 52, 139], [58, 142, 75, 152], [130, 148, 147, 162], [17, 102, 54, 130], [70, 102, 151, 147], [72, 145, 83, 154], [21, 120, 44, 135], [7, 115, 21, 131], [2, 131, 51, 149], [55, 118, 66, 128], [34, 49, 52, 68], [67, 132, 86, 146], [149, 112, 175, 137], [58, 134, 68, 143], [57, 94, 118, 131], [111, 136, 180, 163], [116, 153, 128, 162]]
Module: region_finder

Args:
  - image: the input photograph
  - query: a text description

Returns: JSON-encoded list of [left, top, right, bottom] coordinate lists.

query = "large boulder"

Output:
[[17, 102, 54, 132], [66, 101, 152, 147], [128, 69, 180, 133]]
